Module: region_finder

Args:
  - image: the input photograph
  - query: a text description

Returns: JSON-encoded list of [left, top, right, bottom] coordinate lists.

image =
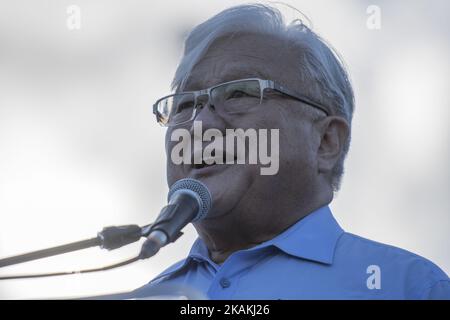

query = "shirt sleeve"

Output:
[[423, 280, 450, 300]]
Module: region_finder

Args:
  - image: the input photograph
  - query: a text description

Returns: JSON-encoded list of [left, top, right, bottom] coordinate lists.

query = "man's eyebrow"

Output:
[[182, 68, 269, 91]]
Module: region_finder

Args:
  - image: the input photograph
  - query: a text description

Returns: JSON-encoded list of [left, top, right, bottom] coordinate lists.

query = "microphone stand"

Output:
[[0, 224, 152, 269]]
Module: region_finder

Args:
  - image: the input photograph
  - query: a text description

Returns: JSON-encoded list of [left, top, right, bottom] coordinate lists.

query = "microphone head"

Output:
[[167, 178, 212, 221]]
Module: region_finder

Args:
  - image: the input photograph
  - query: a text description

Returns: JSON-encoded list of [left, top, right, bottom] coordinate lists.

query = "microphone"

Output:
[[139, 178, 212, 259]]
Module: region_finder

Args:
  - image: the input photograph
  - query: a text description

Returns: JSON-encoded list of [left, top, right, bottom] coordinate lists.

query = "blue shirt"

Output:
[[134, 206, 450, 299]]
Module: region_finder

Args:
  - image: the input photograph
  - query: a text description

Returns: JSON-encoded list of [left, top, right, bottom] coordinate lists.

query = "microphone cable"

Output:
[[0, 255, 141, 280], [0, 224, 152, 280]]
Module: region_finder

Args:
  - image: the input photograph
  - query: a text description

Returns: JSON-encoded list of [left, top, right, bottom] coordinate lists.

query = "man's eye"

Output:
[[176, 102, 194, 113], [227, 90, 254, 99]]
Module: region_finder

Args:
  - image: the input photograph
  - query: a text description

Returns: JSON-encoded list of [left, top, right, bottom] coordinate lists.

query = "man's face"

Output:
[[165, 33, 321, 225]]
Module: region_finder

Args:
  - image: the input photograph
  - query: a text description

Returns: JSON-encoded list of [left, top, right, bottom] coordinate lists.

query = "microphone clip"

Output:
[[147, 204, 184, 243]]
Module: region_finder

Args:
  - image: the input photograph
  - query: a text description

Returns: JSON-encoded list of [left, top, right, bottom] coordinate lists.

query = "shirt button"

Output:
[[219, 277, 231, 288]]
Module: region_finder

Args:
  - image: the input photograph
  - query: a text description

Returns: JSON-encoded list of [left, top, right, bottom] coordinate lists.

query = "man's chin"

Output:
[[186, 164, 254, 220], [207, 169, 254, 219]]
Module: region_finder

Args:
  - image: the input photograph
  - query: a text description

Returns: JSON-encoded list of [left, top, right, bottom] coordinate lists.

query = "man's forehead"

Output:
[[184, 64, 269, 91], [182, 34, 295, 91]]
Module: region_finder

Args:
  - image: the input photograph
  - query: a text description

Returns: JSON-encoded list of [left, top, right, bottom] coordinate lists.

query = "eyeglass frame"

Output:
[[153, 78, 330, 126]]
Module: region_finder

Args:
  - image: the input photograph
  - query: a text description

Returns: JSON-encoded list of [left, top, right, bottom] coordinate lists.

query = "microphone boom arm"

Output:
[[0, 224, 149, 269]]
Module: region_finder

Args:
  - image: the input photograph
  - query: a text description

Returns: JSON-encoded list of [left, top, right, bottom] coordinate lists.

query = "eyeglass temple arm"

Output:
[[270, 81, 329, 116]]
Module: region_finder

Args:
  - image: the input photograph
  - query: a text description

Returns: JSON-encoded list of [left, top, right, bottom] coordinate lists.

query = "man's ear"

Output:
[[316, 116, 350, 174]]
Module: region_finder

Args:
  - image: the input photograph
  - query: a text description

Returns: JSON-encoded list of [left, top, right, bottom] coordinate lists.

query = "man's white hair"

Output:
[[171, 4, 354, 191]]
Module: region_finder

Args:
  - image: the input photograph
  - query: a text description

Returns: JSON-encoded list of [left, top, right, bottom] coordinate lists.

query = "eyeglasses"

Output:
[[153, 78, 329, 127]]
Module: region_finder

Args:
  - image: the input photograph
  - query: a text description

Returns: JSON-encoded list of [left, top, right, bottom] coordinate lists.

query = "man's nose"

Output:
[[189, 101, 225, 134]]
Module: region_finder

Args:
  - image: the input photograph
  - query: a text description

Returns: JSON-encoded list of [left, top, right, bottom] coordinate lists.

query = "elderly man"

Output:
[[134, 4, 449, 299]]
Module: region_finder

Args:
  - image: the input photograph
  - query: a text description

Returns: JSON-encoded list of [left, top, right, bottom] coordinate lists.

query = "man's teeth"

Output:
[[191, 154, 237, 167]]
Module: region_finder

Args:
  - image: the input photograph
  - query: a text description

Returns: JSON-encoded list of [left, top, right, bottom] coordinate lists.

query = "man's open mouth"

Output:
[[191, 150, 238, 169]]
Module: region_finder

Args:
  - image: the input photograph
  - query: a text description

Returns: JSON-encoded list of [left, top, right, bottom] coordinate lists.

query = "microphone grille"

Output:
[[168, 178, 212, 220]]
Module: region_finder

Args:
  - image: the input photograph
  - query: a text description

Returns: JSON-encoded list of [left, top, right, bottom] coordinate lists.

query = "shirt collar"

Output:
[[265, 205, 344, 264], [153, 205, 344, 282]]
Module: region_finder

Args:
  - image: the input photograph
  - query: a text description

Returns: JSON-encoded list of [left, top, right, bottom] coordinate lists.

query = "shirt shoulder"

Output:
[[336, 232, 449, 299], [149, 258, 189, 285], [129, 258, 191, 299]]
